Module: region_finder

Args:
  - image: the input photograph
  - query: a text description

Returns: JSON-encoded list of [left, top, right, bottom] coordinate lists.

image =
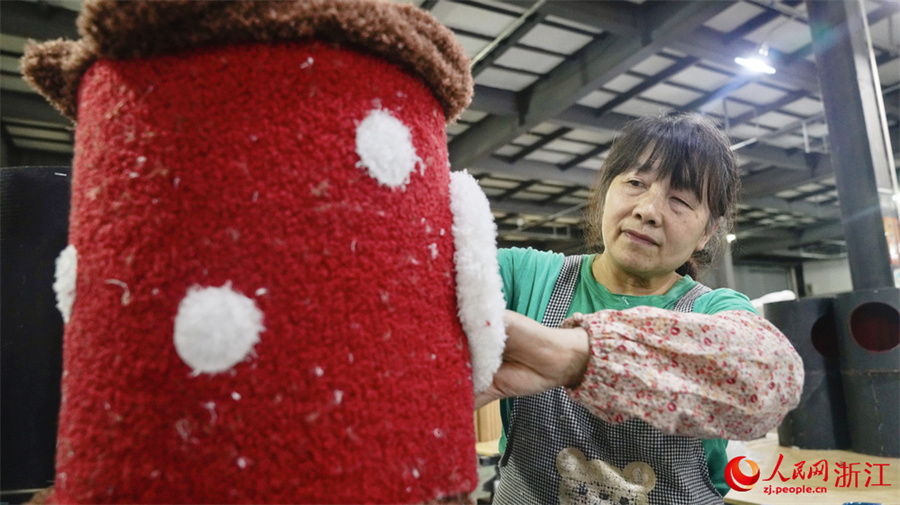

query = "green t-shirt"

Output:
[[496, 247, 758, 498]]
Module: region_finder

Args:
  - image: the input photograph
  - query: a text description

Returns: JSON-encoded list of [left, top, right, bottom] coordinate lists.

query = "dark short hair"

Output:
[[584, 111, 741, 276]]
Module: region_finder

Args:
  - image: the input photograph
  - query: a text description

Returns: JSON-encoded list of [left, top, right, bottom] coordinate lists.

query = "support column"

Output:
[[806, 0, 900, 289]]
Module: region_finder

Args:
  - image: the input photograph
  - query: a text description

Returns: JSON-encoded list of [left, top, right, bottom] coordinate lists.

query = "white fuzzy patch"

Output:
[[53, 244, 78, 323], [449, 170, 507, 394], [355, 108, 420, 188], [173, 283, 265, 374]]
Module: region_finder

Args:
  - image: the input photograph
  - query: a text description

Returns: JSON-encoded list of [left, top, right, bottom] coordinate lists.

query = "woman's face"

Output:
[[600, 165, 715, 280]]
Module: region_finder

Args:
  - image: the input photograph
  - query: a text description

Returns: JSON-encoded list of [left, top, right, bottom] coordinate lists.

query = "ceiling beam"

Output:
[[469, 85, 518, 116], [560, 142, 613, 171], [673, 0, 900, 97], [733, 220, 844, 258], [1, 90, 70, 126], [529, 2, 820, 94], [470, 1, 547, 77], [550, 105, 633, 132], [670, 26, 820, 94], [735, 224, 799, 242], [508, 126, 572, 162], [495, 179, 538, 200], [420, 0, 440, 12], [736, 142, 826, 171], [488, 198, 575, 217], [468, 156, 597, 187], [529, 1, 642, 37], [741, 157, 833, 199], [738, 249, 845, 261], [474, 80, 891, 166], [600, 56, 700, 114], [549, 105, 840, 174], [0, 1, 79, 40], [549, 110, 835, 173], [448, 1, 733, 169], [745, 196, 841, 219]]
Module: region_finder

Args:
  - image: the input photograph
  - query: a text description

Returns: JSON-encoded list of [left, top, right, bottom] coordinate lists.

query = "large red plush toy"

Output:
[[23, 1, 507, 503]]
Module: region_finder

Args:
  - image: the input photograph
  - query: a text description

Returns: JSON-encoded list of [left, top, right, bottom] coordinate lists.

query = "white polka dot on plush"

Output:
[[53, 244, 77, 323], [173, 283, 265, 374], [355, 108, 420, 188]]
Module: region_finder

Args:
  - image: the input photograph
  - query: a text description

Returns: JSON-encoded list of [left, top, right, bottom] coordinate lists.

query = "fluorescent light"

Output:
[[735, 43, 777, 74], [734, 56, 776, 74]]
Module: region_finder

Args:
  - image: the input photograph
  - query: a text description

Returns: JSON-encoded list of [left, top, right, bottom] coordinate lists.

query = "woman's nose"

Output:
[[633, 189, 663, 224]]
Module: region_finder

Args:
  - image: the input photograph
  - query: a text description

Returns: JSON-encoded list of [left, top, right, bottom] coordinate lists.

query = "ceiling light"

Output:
[[726, 233, 737, 243], [733, 10, 801, 76], [735, 43, 776, 74]]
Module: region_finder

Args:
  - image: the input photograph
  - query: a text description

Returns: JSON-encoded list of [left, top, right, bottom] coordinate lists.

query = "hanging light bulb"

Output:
[[734, 43, 777, 74]]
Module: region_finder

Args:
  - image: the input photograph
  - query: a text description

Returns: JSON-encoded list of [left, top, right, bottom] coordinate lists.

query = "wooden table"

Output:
[[724, 432, 900, 505], [475, 438, 501, 458]]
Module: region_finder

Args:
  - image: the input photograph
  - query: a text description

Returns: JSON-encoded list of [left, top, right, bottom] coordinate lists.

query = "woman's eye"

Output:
[[627, 179, 643, 187], [673, 197, 692, 208]]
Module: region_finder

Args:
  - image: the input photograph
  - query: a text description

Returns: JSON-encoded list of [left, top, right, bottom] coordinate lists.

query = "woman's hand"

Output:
[[474, 310, 590, 409]]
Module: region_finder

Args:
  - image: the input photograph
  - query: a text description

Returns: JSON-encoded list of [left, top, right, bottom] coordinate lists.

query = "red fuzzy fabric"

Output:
[[51, 42, 476, 504]]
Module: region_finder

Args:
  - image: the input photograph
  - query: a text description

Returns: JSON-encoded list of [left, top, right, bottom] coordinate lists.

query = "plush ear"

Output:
[[21, 38, 94, 121], [623, 461, 657, 491], [556, 447, 589, 476]]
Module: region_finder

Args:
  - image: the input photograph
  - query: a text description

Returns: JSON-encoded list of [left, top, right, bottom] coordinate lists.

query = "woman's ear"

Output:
[[695, 218, 722, 252]]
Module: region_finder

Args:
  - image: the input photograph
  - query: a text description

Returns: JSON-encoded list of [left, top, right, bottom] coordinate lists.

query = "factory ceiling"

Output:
[[2, 0, 899, 266]]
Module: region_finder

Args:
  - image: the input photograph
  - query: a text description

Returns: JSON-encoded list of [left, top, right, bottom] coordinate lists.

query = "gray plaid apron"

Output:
[[494, 255, 722, 505]]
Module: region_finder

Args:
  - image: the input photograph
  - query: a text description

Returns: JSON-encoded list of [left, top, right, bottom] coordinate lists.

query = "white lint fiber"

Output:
[[449, 170, 507, 394], [173, 283, 265, 374], [53, 244, 78, 323], [355, 108, 420, 188]]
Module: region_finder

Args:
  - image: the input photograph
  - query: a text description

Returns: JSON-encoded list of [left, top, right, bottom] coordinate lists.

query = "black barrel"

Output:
[[764, 297, 851, 450], [0, 167, 71, 503], [834, 287, 900, 457]]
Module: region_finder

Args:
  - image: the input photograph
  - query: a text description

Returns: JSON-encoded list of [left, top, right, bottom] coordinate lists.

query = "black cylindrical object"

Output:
[[0, 166, 70, 503], [835, 287, 900, 457], [765, 297, 851, 450]]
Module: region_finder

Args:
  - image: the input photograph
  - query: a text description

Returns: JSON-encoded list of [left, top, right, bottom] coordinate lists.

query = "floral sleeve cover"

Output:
[[562, 307, 804, 440]]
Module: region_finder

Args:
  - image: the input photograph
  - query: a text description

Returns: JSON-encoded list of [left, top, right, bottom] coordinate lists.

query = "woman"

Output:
[[475, 112, 803, 505]]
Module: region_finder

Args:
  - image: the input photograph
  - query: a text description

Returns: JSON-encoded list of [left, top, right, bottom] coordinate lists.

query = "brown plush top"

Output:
[[21, 0, 473, 122]]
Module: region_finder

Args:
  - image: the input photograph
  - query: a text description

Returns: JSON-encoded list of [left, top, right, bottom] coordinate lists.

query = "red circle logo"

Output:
[[725, 456, 760, 492]]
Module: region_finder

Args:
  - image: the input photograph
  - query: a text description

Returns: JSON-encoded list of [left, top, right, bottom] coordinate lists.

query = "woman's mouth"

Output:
[[623, 230, 657, 246]]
